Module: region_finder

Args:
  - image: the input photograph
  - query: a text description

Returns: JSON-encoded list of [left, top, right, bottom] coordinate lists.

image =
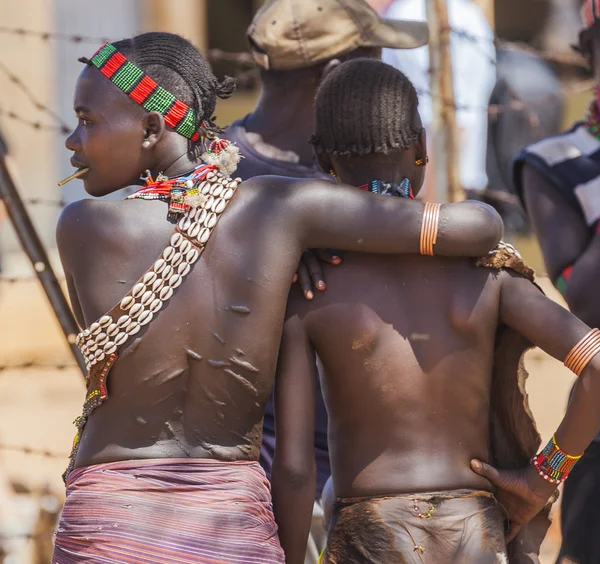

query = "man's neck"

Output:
[[243, 85, 318, 166]]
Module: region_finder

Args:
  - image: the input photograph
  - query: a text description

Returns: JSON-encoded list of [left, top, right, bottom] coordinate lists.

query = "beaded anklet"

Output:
[[532, 435, 583, 484]]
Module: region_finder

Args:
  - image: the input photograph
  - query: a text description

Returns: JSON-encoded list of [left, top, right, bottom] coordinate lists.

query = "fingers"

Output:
[[314, 249, 342, 265], [297, 262, 314, 300], [301, 250, 326, 292], [470, 459, 504, 487]]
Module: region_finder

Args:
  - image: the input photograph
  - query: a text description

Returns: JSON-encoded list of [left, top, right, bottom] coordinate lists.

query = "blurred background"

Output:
[[0, 0, 589, 562]]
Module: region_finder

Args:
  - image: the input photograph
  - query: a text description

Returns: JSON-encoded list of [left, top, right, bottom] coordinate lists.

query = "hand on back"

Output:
[[470, 460, 558, 542]]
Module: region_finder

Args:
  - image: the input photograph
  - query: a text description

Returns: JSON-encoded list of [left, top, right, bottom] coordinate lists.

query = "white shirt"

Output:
[[383, 0, 496, 191]]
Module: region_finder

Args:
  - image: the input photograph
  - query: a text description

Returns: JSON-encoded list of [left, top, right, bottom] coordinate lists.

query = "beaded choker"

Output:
[[584, 99, 600, 142], [87, 42, 201, 141], [357, 178, 414, 199], [127, 139, 242, 222]]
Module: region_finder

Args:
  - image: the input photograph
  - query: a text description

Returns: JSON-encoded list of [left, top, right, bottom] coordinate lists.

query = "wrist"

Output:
[[525, 464, 558, 501]]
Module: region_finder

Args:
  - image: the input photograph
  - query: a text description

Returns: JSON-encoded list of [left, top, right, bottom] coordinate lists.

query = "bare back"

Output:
[[62, 182, 306, 469], [289, 253, 503, 497]]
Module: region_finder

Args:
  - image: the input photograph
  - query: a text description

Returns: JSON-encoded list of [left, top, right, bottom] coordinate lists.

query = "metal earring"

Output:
[[415, 157, 429, 167], [330, 169, 337, 178], [142, 140, 151, 148]]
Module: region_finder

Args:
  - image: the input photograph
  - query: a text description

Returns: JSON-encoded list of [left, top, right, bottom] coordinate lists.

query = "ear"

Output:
[[141, 111, 166, 149], [321, 58, 342, 81], [315, 153, 333, 176]]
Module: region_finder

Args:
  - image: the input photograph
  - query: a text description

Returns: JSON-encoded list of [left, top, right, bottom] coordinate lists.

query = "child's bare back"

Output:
[[282, 252, 502, 497]]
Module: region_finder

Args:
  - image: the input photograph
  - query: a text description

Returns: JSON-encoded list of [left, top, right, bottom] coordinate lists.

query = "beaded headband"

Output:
[[582, 0, 600, 29], [87, 42, 200, 142]]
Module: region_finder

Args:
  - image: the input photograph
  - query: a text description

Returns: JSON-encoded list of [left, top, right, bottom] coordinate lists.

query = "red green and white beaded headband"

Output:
[[87, 42, 201, 142]]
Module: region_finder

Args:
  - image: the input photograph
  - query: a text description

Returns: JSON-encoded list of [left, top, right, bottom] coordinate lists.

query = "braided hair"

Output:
[[80, 32, 235, 158], [310, 59, 420, 157]]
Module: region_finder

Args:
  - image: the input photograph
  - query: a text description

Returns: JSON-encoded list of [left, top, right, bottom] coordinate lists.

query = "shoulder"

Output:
[[57, 199, 95, 238], [56, 198, 126, 251], [519, 123, 593, 166], [474, 242, 540, 289], [240, 175, 333, 201], [513, 123, 592, 206]]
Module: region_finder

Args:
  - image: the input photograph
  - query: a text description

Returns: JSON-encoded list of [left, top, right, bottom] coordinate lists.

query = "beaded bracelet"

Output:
[[420, 202, 441, 256], [564, 328, 600, 376], [532, 435, 583, 484]]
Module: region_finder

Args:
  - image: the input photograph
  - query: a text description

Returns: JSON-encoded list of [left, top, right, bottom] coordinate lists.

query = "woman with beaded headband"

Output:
[[512, 1, 600, 561], [53, 31, 506, 563], [272, 59, 600, 564]]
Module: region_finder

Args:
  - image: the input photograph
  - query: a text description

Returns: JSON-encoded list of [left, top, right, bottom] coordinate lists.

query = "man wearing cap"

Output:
[[513, 1, 600, 561], [225, 2, 427, 561]]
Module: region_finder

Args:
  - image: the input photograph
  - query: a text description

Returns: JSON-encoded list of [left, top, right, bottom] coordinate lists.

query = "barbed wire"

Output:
[[21, 197, 68, 208], [0, 61, 72, 133], [0, 361, 76, 373], [0, 276, 51, 284], [0, 107, 70, 134], [0, 25, 592, 138], [0, 26, 110, 44], [0, 443, 69, 459]]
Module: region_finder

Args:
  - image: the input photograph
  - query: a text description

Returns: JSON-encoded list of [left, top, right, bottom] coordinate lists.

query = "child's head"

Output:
[[66, 32, 235, 197], [311, 58, 427, 194]]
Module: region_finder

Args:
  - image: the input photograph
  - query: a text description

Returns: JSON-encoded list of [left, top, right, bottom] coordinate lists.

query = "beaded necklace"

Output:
[[127, 139, 242, 222], [128, 163, 216, 222], [584, 99, 600, 141], [357, 178, 414, 199]]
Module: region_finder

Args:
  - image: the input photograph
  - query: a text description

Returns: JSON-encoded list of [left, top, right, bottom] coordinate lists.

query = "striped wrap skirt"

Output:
[[52, 458, 285, 563]]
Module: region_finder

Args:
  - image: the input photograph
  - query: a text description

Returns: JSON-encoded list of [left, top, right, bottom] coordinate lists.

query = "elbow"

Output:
[[465, 201, 504, 254], [272, 456, 316, 491]]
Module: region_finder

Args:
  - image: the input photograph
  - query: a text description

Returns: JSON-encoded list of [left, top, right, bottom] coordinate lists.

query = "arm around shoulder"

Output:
[[284, 178, 503, 257]]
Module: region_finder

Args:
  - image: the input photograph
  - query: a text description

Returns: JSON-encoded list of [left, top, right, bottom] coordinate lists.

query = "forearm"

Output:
[[554, 356, 600, 457], [564, 234, 600, 326], [271, 458, 316, 564], [301, 190, 503, 257]]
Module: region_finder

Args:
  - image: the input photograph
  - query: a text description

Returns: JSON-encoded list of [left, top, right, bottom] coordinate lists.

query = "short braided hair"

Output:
[[81, 32, 235, 158], [310, 59, 420, 157]]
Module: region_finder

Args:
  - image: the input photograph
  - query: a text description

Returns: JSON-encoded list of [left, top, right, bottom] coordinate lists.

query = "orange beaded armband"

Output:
[[420, 202, 441, 256], [564, 328, 600, 376]]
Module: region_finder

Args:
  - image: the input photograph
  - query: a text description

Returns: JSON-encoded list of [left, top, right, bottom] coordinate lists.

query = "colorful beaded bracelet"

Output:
[[532, 435, 583, 484]]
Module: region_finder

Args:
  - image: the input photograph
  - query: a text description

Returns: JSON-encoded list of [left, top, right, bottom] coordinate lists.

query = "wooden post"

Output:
[[142, 0, 208, 50], [425, 0, 463, 203], [0, 155, 86, 377]]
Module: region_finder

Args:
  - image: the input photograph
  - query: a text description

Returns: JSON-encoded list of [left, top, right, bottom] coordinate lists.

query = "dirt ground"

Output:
[[0, 254, 575, 563]]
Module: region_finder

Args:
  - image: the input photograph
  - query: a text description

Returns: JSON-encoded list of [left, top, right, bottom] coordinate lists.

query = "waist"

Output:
[[67, 457, 271, 494], [337, 489, 495, 506], [331, 448, 492, 498]]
